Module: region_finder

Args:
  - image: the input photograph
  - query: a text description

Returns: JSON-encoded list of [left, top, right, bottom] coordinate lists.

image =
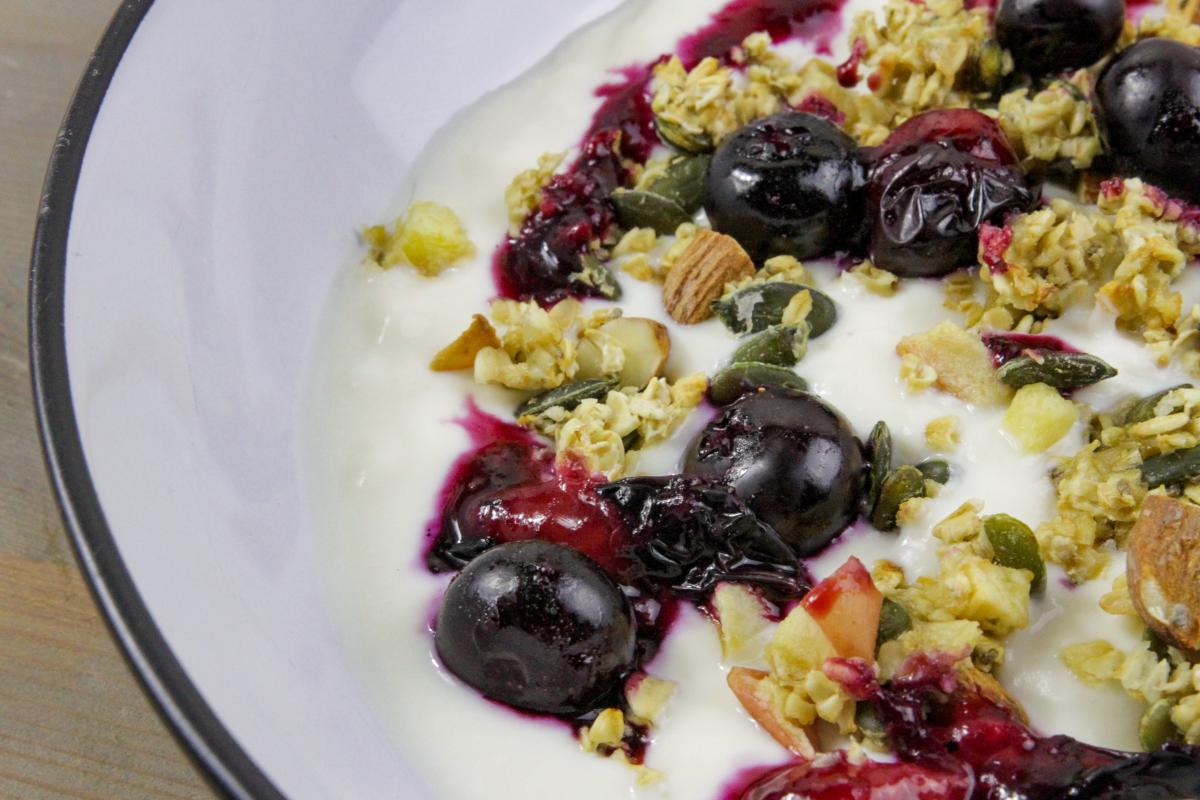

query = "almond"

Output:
[[662, 229, 754, 324], [726, 667, 817, 758], [576, 317, 671, 388], [896, 321, 1013, 406], [1127, 494, 1200, 651], [430, 314, 500, 371]]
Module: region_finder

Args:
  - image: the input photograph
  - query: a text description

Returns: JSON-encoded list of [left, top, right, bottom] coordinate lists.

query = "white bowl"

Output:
[[29, 1, 630, 796]]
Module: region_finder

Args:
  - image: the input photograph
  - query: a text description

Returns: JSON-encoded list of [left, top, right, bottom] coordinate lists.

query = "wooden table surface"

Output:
[[1, 2, 218, 798]]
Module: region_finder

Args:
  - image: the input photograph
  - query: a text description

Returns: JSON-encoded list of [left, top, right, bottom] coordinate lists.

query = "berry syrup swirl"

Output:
[[493, 0, 848, 304]]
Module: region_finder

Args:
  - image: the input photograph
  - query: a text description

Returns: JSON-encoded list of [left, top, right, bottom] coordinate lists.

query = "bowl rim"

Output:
[[27, 3, 285, 798]]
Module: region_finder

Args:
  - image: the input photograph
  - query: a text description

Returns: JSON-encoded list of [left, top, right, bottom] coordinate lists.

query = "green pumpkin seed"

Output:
[[708, 362, 808, 406], [916, 458, 952, 485], [611, 190, 692, 236], [516, 378, 618, 418], [995, 351, 1117, 390], [655, 117, 714, 154], [1140, 445, 1200, 488], [713, 282, 838, 338], [621, 430, 643, 452], [1140, 699, 1180, 751], [1124, 384, 1194, 425], [648, 155, 711, 214], [731, 323, 810, 367], [574, 253, 621, 300], [983, 513, 1046, 594], [865, 421, 893, 517], [877, 598, 912, 645], [870, 465, 926, 532]]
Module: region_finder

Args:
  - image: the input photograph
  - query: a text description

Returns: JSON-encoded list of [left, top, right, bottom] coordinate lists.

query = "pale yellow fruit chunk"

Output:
[[373, 201, 475, 275], [1003, 383, 1077, 452]]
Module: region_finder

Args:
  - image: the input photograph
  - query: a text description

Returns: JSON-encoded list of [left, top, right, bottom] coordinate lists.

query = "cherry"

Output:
[[733, 754, 972, 800], [1096, 37, 1200, 204], [995, 0, 1125, 76], [871, 108, 1018, 168], [434, 540, 637, 716], [683, 388, 865, 556], [705, 111, 867, 261]]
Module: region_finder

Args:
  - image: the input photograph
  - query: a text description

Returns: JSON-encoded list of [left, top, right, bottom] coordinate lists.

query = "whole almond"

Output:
[[1127, 494, 1200, 651], [662, 230, 754, 324]]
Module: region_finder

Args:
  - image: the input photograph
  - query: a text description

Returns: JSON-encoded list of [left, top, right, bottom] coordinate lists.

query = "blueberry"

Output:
[[1096, 38, 1200, 204], [705, 111, 867, 262], [683, 388, 865, 556], [996, 0, 1125, 76], [434, 540, 637, 715], [865, 110, 1039, 278]]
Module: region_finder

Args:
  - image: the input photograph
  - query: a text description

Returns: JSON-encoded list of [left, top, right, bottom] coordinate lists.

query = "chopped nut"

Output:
[[626, 675, 676, 725], [925, 415, 961, 451], [430, 314, 501, 371], [662, 229, 755, 324], [580, 708, 625, 752], [726, 667, 817, 758], [712, 583, 773, 663], [1128, 495, 1200, 650], [897, 321, 1013, 405], [1003, 382, 1078, 452]]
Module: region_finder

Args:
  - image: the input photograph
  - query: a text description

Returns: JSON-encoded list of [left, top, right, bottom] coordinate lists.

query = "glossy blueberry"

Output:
[[434, 540, 637, 715], [1096, 38, 1200, 204], [866, 110, 1038, 277], [683, 388, 865, 556], [996, 0, 1125, 76], [705, 111, 867, 262]]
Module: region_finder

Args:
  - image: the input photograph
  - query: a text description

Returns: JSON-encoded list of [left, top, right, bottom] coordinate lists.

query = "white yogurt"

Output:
[[305, 0, 1191, 796]]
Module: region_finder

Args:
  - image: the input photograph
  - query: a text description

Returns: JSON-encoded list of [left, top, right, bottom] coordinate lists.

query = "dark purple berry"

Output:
[[866, 124, 1038, 277], [1096, 38, 1200, 204], [705, 111, 867, 262], [682, 388, 865, 556], [996, 0, 1125, 76], [435, 540, 636, 715], [598, 475, 810, 601]]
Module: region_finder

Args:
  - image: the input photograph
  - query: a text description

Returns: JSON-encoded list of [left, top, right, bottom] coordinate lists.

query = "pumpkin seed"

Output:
[[1140, 699, 1180, 751], [731, 323, 810, 367], [1140, 445, 1200, 488], [648, 155, 711, 214], [916, 458, 951, 485], [1124, 384, 1194, 426], [713, 282, 838, 338], [708, 362, 808, 406], [611, 190, 692, 236], [516, 378, 618, 418], [621, 430, 643, 452], [575, 253, 622, 300], [995, 351, 1117, 390], [870, 465, 926, 532], [654, 117, 714, 154], [983, 513, 1046, 594], [877, 598, 912, 645], [865, 421, 893, 517]]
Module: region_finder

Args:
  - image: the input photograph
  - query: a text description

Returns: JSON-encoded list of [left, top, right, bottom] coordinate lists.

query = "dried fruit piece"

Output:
[[731, 323, 810, 367], [984, 513, 1046, 594], [612, 190, 693, 235], [662, 229, 755, 324], [1140, 446, 1200, 489], [1128, 496, 1200, 650], [865, 421, 893, 518], [870, 466, 926, 532], [648, 154, 711, 213], [896, 321, 1013, 406], [708, 362, 808, 406], [516, 378, 619, 419], [726, 668, 817, 758], [576, 317, 671, 388], [996, 352, 1117, 391], [714, 282, 837, 338], [1003, 382, 1078, 452], [1124, 384, 1194, 426], [430, 314, 501, 371], [877, 598, 912, 645]]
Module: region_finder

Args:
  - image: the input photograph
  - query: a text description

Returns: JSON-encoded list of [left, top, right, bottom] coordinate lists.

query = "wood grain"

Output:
[[0, 2, 217, 797]]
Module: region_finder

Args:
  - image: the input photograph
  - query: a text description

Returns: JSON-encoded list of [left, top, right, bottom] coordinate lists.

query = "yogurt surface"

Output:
[[305, 1, 1195, 796]]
